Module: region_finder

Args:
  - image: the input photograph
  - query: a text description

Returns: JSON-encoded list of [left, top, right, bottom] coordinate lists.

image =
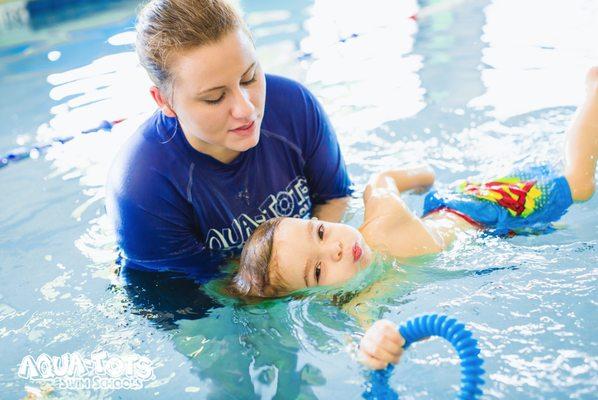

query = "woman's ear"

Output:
[[149, 86, 177, 117]]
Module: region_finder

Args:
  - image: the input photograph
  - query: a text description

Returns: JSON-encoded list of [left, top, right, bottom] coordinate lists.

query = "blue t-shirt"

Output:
[[106, 74, 352, 276]]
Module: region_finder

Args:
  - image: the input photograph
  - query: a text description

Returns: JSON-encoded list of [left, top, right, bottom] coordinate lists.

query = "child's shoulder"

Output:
[[363, 187, 412, 222], [361, 192, 445, 258]]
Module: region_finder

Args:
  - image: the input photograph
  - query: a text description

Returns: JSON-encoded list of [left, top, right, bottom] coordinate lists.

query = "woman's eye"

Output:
[[314, 263, 321, 283], [317, 224, 324, 240], [241, 76, 256, 85], [204, 94, 225, 104]]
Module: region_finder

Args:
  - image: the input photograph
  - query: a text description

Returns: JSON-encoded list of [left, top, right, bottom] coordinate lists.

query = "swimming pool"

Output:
[[1, 0, 597, 398]]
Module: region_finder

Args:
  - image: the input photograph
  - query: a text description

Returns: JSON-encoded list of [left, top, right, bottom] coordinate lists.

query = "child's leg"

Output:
[[564, 67, 598, 202]]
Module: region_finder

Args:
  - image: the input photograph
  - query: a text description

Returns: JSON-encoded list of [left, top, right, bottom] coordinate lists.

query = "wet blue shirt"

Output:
[[106, 74, 352, 277]]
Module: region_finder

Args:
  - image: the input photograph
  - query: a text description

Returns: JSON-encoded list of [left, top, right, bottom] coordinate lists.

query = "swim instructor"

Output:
[[106, 0, 352, 274]]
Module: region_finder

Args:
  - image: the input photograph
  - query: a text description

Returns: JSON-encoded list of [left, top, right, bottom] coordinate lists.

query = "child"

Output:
[[229, 67, 598, 370]]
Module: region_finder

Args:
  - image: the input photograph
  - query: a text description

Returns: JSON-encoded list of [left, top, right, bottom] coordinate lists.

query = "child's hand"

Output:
[[371, 166, 436, 194], [409, 165, 435, 194], [358, 319, 405, 370]]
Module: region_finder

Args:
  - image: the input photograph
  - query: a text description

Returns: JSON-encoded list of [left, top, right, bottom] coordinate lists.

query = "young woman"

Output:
[[106, 0, 352, 275], [230, 67, 598, 369]]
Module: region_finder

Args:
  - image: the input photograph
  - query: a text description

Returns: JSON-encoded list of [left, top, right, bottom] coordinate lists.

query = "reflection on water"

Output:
[[120, 268, 221, 330], [471, 0, 598, 120], [303, 0, 424, 134], [173, 300, 326, 399], [1, 0, 597, 399], [470, 0, 598, 119], [0, 0, 138, 38]]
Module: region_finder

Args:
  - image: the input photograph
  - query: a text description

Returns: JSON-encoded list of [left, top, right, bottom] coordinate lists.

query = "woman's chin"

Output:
[[229, 130, 260, 152]]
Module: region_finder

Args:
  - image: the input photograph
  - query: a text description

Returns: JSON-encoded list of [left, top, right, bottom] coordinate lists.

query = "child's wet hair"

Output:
[[227, 217, 290, 298]]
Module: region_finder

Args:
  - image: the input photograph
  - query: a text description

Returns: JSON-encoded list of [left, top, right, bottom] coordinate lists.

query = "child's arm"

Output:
[[342, 295, 406, 370], [362, 166, 435, 224], [358, 319, 405, 369], [367, 166, 435, 195], [362, 167, 444, 258]]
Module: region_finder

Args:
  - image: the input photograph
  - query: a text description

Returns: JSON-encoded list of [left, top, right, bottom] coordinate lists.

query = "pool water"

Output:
[[1, 0, 597, 399]]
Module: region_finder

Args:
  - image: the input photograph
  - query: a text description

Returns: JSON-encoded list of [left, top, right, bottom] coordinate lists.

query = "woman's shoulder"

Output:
[[264, 74, 320, 112], [107, 112, 183, 198], [265, 73, 308, 95], [262, 74, 330, 147]]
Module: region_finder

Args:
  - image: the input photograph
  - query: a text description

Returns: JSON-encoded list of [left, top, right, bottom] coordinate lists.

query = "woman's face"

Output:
[[159, 28, 266, 163]]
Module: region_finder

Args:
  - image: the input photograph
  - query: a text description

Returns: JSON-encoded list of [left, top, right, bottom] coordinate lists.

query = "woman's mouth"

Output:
[[230, 120, 255, 136], [353, 242, 362, 262]]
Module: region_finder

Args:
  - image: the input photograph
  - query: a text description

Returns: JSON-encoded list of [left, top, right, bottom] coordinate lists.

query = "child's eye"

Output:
[[317, 224, 325, 240], [314, 262, 322, 283]]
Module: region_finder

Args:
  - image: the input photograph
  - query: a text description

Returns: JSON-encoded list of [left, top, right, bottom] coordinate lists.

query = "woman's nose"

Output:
[[230, 86, 255, 119]]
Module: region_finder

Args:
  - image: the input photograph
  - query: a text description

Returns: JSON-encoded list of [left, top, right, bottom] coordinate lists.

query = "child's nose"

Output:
[[331, 241, 343, 262]]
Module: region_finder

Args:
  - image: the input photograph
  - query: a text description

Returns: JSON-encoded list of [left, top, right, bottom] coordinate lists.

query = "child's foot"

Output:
[[585, 66, 598, 95], [566, 66, 598, 202]]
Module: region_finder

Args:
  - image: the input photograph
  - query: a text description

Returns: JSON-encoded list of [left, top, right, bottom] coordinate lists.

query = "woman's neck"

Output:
[[184, 131, 241, 164]]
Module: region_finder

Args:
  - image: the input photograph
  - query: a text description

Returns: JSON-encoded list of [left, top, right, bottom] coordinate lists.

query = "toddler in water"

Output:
[[229, 68, 598, 369]]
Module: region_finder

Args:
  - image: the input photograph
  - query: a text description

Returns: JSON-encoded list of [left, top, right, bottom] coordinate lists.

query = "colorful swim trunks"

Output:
[[422, 165, 573, 235]]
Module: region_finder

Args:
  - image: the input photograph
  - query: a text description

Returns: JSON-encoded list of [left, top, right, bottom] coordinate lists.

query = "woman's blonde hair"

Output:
[[136, 0, 250, 93]]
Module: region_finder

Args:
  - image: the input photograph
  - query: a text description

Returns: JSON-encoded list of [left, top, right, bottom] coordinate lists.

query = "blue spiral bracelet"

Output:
[[363, 314, 485, 400]]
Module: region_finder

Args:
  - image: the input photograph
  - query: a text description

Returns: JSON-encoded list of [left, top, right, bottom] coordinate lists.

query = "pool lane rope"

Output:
[[0, 119, 124, 169], [363, 314, 485, 400]]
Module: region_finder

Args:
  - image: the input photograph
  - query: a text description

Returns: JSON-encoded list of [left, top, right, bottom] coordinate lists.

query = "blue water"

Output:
[[1, 0, 597, 399]]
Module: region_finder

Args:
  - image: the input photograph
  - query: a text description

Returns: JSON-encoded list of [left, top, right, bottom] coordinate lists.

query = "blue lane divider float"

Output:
[[363, 314, 485, 400], [0, 119, 124, 169]]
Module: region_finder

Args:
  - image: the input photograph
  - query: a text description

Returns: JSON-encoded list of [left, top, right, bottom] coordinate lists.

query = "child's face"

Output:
[[271, 218, 373, 291]]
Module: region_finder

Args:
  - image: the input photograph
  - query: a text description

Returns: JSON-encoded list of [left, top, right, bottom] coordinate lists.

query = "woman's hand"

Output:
[[358, 319, 406, 370]]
